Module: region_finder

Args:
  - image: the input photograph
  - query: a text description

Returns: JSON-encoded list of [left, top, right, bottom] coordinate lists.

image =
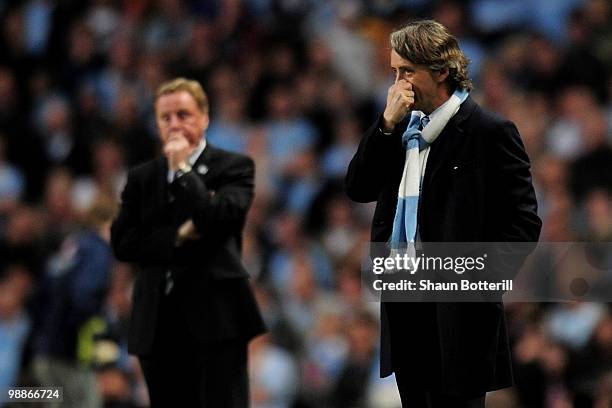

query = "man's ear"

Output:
[[436, 67, 450, 83]]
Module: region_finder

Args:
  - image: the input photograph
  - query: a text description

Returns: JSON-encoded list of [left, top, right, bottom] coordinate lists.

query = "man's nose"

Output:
[[394, 72, 408, 85], [168, 115, 182, 128]]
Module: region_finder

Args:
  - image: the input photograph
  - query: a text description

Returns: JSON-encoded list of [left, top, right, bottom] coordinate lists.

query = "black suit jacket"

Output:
[[111, 143, 266, 356], [346, 97, 542, 394]]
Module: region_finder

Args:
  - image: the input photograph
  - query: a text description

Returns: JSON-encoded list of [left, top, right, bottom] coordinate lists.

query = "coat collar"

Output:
[[447, 94, 476, 129]]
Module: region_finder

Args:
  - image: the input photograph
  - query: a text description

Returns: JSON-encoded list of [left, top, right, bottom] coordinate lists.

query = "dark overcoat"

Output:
[[346, 96, 542, 395]]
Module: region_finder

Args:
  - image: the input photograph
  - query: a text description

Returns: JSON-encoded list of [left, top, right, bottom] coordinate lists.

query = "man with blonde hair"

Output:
[[111, 77, 265, 407], [346, 20, 541, 407]]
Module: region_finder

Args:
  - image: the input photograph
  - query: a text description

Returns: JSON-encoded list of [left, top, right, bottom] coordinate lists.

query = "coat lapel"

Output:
[[192, 142, 213, 179], [422, 96, 476, 186]]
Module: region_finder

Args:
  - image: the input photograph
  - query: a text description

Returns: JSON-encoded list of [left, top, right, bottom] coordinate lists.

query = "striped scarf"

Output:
[[390, 89, 469, 248]]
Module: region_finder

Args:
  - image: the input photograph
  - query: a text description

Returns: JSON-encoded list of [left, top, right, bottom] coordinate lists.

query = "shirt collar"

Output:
[[188, 138, 206, 166]]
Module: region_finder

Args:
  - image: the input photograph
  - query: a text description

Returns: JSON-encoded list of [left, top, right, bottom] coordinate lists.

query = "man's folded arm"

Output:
[[111, 169, 178, 265], [170, 155, 254, 239]]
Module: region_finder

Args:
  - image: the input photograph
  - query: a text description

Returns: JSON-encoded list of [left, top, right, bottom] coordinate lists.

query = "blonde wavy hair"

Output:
[[155, 77, 209, 113], [390, 20, 473, 92]]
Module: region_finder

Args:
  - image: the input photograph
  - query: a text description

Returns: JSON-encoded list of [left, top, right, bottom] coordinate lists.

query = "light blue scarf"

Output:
[[390, 89, 469, 247]]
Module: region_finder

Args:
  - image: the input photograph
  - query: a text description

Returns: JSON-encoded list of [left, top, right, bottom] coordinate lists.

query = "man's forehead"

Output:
[[155, 91, 197, 110], [390, 49, 415, 67]]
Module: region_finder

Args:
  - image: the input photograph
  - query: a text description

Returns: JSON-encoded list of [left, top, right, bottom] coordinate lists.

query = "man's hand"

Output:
[[176, 219, 199, 246], [163, 132, 194, 171], [382, 80, 414, 132]]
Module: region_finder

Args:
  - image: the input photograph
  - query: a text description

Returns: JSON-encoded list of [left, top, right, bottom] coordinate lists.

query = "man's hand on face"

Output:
[[163, 131, 194, 171], [382, 80, 415, 132]]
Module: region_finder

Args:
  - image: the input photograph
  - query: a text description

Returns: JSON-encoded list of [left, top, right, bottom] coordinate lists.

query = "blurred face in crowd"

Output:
[[155, 90, 209, 148], [390, 49, 449, 114]]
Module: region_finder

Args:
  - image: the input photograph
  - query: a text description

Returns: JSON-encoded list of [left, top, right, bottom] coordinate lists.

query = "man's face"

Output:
[[155, 90, 209, 148], [390, 49, 446, 114]]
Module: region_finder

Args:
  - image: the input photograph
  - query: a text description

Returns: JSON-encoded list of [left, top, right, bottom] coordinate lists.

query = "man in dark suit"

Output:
[[111, 77, 266, 407], [346, 21, 542, 407]]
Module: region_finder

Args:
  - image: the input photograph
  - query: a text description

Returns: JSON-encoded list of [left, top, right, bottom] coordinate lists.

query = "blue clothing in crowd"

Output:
[[35, 230, 113, 362]]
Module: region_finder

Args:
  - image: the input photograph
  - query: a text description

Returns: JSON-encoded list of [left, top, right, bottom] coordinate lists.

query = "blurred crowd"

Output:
[[0, 0, 611, 407]]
